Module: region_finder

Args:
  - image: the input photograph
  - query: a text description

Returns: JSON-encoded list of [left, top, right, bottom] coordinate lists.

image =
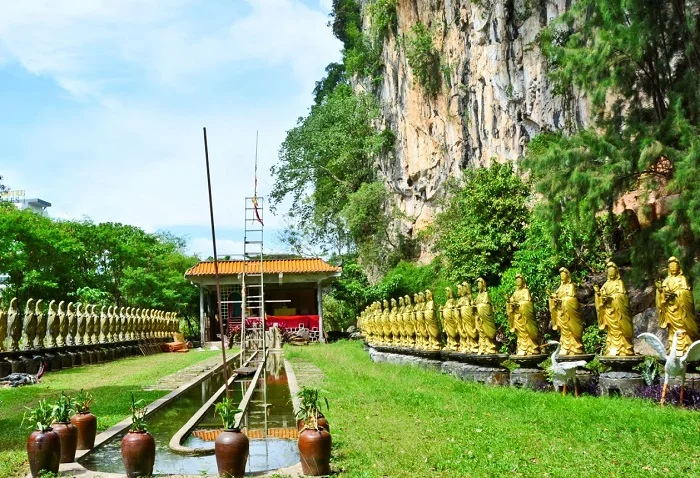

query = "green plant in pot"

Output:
[[70, 389, 97, 450], [120, 393, 155, 478], [214, 397, 249, 478], [296, 387, 331, 476], [23, 399, 61, 477], [51, 392, 78, 463]]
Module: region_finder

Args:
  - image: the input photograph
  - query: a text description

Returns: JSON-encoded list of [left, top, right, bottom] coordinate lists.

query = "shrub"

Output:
[[370, 0, 397, 39], [405, 23, 441, 96]]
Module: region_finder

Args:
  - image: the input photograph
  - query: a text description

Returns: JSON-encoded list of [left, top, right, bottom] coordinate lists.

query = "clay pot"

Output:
[[53, 422, 78, 462], [70, 411, 97, 450], [296, 413, 330, 433], [214, 428, 249, 477], [298, 427, 332, 476], [27, 429, 61, 478], [121, 431, 156, 478]]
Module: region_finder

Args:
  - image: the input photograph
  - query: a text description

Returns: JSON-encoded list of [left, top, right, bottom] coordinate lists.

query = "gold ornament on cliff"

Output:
[[594, 261, 634, 356], [656, 256, 699, 354], [507, 274, 539, 355], [549, 267, 584, 355]]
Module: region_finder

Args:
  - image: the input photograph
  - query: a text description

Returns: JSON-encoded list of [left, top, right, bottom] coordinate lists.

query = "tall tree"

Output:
[[526, 0, 700, 280]]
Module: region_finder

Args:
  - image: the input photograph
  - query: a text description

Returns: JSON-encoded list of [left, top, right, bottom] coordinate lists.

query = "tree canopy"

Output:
[[0, 204, 199, 315]]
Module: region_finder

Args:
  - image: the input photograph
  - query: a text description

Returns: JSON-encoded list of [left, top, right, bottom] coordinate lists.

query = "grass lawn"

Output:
[[0, 350, 220, 477], [286, 341, 700, 478]]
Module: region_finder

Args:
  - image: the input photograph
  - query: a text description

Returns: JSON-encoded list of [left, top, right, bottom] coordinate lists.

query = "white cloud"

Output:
[[0, 0, 342, 241], [188, 238, 246, 258]]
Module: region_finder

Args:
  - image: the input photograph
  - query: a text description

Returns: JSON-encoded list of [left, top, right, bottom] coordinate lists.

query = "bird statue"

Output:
[[638, 329, 700, 406], [547, 340, 588, 397], [0, 356, 46, 387]]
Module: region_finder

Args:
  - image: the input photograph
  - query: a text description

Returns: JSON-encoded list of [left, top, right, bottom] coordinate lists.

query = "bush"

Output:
[[370, 0, 397, 39], [405, 23, 441, 96]]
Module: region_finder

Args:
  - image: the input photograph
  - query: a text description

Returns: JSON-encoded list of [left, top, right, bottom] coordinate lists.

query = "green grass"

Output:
[[286, 341, 700, 477], [0, 350, 220, 477]]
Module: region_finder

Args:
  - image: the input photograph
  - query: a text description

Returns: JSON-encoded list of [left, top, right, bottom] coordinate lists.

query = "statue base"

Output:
[[0, 358, 11, 378], [510, 367, 548, 389], [599, 355, 644, 373], [508, 354, 548, 368], [557, 353, 595, 363], [599, 371, 645, 397], [369, 347, 442, 371]]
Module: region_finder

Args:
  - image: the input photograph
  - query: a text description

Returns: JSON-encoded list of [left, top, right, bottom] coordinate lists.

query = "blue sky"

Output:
[[0, 0, 341, 257]]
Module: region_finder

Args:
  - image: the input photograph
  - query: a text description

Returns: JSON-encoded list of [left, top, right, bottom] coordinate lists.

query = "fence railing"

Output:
[[0, 297, 179, 352]]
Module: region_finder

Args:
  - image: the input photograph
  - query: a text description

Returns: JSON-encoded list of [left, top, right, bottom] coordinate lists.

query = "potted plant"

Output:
[[23, 399, 61, 477], [52, 392, 78, 463], [70, 389, 97, 450], [296, 387, 331, 476], [121, 393, 155, 478], [214, 397, 249, 478]]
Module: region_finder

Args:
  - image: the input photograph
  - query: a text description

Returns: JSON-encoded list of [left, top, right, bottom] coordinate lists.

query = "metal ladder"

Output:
[[240, 196, 266, 357]]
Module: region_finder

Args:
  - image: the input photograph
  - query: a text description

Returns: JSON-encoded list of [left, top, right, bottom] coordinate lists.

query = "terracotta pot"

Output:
[[298, 427, 332, 476], [53, 422, 78, 462], [27, 429, 61, 478], [296, 413, 330, 433], [70, 412, 97, 450], [214, 428, 249, 477], [121, 431, 156, 478]]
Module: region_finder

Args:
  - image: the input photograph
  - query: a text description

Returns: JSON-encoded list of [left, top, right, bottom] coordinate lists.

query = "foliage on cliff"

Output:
[[0, 202, 199, 315], [527, 0, 700, 287]]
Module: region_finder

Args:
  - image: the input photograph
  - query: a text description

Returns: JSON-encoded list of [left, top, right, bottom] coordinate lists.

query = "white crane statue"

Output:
[[547, 340, 588, 397], [638, 329, 700, 406]]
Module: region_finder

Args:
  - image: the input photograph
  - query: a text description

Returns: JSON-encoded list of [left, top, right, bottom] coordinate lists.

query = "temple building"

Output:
[[185, 258, 341, 344]]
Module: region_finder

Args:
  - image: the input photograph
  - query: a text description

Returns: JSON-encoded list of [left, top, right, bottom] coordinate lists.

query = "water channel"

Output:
[[79, 352, 299, 475]]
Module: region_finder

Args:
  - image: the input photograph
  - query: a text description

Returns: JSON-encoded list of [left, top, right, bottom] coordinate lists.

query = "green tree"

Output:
[[527, 0, 700, 285], [432, 162, 530, 284], [271, 84, 390, 256]]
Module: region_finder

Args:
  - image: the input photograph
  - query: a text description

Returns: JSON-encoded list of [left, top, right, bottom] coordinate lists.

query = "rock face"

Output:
[[358, 0, 590, 246]]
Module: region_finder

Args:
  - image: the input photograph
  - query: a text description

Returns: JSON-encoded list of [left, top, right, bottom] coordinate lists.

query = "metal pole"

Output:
[[203, 127, 230, 398]]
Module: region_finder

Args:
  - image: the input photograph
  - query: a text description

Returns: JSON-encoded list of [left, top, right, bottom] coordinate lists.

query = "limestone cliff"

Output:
[[357, 0, 590, 245]]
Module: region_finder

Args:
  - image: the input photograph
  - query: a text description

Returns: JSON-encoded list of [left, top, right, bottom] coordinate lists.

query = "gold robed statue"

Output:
[[474, 278, 497, 354], [381, 299, 390, 345], [507, 274, 539, 355], [424, 289, 442, 350], [594, 261, 634, 356], [397, 296, 406, 346], [403, 295, 415, 348], [458, 282, 478, 353], [656, 256, 699, 353], [389, 298, 398, 345], [549, 267, 584, 355], [442, 287, 459, 351]]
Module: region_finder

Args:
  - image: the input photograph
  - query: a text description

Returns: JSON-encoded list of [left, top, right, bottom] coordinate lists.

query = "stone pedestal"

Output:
[[598, 355, 645, 396], [0, 358, 11, 378], [8, 356, 26, 374], [510, 368, 547, 389], [23, 356, 40, 375], [43, 352, 61, 372]]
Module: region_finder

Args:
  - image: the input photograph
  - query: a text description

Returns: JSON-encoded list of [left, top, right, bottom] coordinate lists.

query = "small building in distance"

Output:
[[185, 258, 341, 344], [1, 190, 51, 216]]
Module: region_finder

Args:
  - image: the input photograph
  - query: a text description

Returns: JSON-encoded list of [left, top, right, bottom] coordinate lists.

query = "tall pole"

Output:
[[203, 127, 229, 398]]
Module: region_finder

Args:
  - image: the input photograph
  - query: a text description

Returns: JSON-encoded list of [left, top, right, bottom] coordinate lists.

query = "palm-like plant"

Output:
[[295, 387, 329, 430], [214, 397, 243, 430], [23, 399, 55, 432], [73, 389, 94, 413], [52, 392, 75, 423], [129, 393, 148, 432]]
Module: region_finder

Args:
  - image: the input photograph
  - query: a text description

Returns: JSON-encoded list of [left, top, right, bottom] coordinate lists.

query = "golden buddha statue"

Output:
[[656, 256, 699, 353], [549, 267, 584, 355], [382, 299, 391, 345], [397, 296, 406, 345], [507, 274, 539, 355], [441, 287, 459, 351], [474, 278, 497, 354], [594, 261, 634, 356], [403, 294, 415, 348], [389, 298, 398, 345], [424, 289, 442, 350], [458, 282, 478, 353], [414, 292, 426, 349]]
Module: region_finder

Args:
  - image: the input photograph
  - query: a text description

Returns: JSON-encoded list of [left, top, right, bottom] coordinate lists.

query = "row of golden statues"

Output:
[[358, 257, 698, 356], [0, 297, 180, 352]]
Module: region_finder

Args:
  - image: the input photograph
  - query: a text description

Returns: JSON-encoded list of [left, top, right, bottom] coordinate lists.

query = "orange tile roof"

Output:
[[185, 258, 341, 277]]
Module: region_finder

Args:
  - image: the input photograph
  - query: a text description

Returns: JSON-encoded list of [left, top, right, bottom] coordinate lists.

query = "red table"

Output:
[[227, 315, 319, 334]]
